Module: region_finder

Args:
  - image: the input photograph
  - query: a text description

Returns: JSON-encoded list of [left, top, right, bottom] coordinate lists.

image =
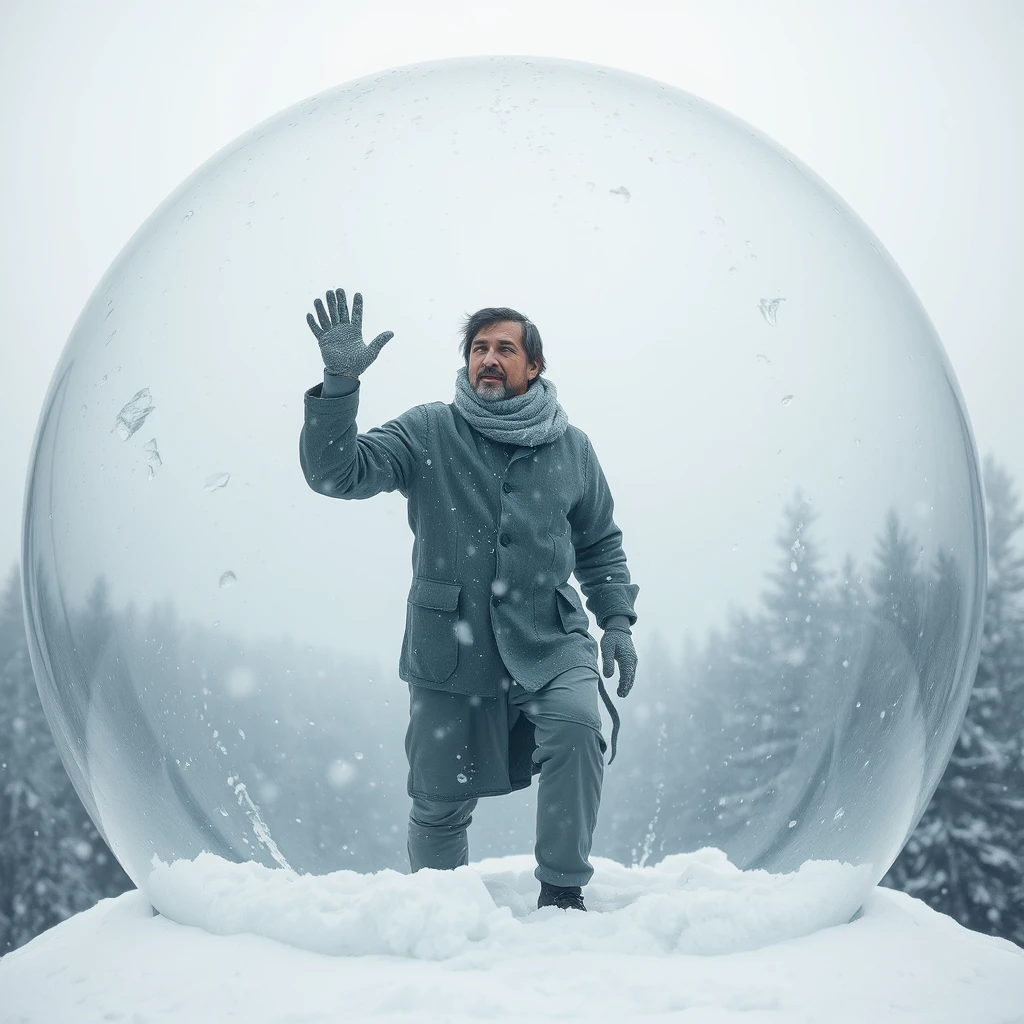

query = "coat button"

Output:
[[499, 533, 511, 546], [502, 482, 512, 493]]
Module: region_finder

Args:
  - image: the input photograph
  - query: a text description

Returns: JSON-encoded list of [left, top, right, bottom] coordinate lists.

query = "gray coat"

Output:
[[299, 376, 639, 699]]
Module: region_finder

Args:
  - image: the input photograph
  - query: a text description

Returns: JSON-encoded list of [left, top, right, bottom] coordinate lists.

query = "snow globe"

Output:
[[21, 56, 985, 933]]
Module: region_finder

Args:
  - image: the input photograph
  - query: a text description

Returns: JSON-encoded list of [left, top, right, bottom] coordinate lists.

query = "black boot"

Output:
[[537, 882, 586, 912]]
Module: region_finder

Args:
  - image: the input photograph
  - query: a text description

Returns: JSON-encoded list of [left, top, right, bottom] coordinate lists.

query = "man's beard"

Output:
[[474, 376, 510, 400]]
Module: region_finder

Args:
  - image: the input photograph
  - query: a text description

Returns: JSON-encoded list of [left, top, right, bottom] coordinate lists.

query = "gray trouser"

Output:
[[407, 665, 605, 887]]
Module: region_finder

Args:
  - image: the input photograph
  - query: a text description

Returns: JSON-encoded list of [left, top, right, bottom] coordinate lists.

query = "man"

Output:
[[299, 287, 639, 912]]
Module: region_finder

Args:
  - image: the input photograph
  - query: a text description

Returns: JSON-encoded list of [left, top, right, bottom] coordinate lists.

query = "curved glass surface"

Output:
[[22, 56, 985, 918]]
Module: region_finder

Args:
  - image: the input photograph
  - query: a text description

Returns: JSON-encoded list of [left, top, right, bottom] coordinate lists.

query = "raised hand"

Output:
[[306, 287, 393, 378]]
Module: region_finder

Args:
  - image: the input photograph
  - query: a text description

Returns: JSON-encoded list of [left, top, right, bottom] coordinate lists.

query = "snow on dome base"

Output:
[[2, 855, 1022, 1024], [21, 56, 985, 921], [142, 848, 872, 958]]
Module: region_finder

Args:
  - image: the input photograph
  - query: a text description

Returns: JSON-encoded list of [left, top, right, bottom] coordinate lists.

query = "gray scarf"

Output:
[[452, 366, 568, 446]]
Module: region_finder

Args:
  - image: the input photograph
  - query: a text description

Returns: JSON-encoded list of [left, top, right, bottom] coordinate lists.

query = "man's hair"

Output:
[[459, 307, 546, 376]]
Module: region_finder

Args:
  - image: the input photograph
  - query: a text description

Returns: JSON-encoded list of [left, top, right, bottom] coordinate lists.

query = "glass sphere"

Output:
[[22, 56, 984, 920]]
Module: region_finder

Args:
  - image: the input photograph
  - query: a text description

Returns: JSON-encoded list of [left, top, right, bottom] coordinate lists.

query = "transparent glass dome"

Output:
[[22, 56, 985, 916]]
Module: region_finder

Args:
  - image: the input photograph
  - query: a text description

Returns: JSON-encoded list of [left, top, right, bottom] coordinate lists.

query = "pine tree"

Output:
[[917, 549, 969, 741], [834, 555, 869, 664], [698, 609, 777, 844], [884, 458, 1024, 946], [757, 494, 834, 775], [0, 565, 24, 655], [693, 494, 840, 867], [0, 564, 131, 953], [869, 509, 926, 657], [982, 458, 1024, 738], [74, 575, 114, 698]]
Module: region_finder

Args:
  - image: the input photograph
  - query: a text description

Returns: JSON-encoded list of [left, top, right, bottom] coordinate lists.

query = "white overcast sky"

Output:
[[1, 0, 1022, 577]]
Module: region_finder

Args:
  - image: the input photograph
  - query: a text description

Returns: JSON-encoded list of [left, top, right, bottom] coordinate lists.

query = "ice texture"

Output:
[[112, 388, 155, 440]]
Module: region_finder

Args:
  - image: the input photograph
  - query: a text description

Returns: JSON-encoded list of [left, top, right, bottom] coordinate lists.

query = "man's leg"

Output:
[[510, 665, 605, 888], [407, 796, 478, 872]]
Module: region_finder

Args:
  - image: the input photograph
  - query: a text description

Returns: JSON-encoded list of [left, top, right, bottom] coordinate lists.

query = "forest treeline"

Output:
[[1, 456, 1022, 953]]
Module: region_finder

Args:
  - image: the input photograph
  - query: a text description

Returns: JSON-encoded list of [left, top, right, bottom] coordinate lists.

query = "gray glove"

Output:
[[306, 287, 393, 378], [600, 628, 638, 698]]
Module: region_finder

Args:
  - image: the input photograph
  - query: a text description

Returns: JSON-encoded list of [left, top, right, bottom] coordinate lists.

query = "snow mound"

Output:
[[146, 847, 874, 959], [4, 858, 1024, 1024]]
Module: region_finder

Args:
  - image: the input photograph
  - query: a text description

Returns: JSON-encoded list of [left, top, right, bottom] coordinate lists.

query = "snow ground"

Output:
[[1, 851, 1022, 1024]]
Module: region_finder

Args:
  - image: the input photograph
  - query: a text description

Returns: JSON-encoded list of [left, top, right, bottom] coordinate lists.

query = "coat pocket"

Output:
[[554, 581, 590, 636], [402, 578, 462, 684]]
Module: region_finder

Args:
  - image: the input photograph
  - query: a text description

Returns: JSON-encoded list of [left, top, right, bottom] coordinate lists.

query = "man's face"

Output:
[[468, 321, 540, 400]]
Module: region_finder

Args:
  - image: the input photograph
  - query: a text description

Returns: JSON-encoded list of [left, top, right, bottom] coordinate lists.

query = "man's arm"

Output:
[[569, 436, 639, 629], [300, 372, 424, 499], [300, 287, 424, 499]]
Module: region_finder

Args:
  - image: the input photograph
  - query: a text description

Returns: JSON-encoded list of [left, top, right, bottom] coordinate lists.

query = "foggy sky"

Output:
[[1, 0, 1022, 583]]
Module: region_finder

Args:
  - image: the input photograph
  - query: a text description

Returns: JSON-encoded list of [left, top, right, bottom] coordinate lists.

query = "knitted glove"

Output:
[[306, 287, 393, 378], [600, 628, 638, 698]]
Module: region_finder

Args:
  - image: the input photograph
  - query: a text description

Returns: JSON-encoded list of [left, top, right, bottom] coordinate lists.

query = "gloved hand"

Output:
[[306, 287, 393, 378], [600, 628, 638, 698]]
